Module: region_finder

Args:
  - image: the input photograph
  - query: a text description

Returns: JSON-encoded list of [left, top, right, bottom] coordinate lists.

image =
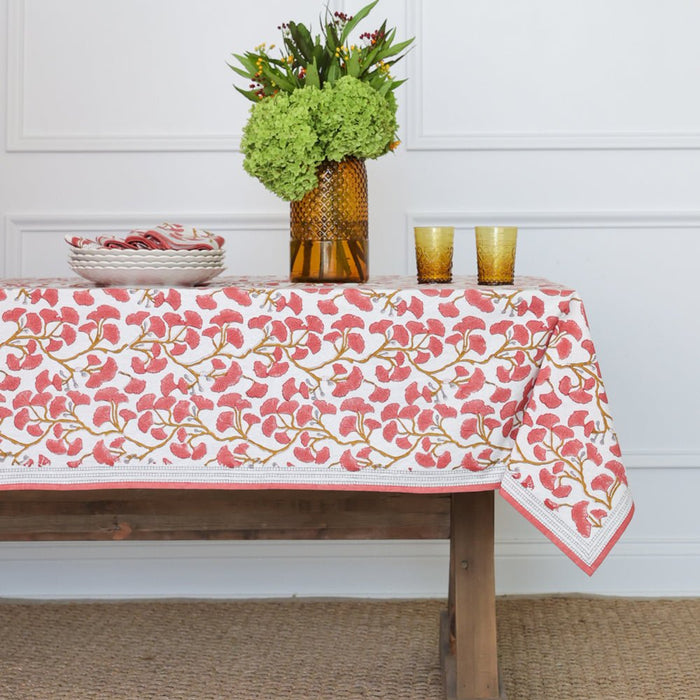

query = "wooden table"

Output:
[[0, 488, 505, 700]]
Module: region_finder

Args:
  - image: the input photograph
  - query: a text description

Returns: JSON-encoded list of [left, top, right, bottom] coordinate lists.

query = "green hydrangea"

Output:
[[241, 87, 325, 202], [317, 77, 397, 162], [241, 77, 397, 201]]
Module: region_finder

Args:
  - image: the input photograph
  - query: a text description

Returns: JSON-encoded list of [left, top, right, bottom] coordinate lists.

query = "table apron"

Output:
[[0, 489, 452, 542]]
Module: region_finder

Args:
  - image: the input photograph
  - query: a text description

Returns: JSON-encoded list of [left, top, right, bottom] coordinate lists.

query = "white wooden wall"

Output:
[[1, 0, 698, 598]]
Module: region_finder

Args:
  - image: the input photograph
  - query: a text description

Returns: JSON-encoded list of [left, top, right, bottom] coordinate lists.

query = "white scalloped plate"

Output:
[[69, 256, 224, 266], [70, 261, 225, 270], [69, 250, 225, 260], [70, 266, 225, 286]]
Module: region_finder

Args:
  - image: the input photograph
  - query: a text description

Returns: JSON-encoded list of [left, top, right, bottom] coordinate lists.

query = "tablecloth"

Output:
[[0, 276, 633, 573]]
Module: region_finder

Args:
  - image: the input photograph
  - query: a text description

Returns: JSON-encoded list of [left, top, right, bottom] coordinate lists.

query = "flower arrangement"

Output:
[[230, 1, 413, 201]]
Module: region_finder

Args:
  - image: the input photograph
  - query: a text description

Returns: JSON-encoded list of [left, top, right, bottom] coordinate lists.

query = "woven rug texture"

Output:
[[0, 597, 698, 700]]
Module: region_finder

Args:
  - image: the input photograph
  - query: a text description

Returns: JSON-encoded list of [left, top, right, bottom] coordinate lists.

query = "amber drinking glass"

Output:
[[414, 226, 454, 283], [475, 226, 517, 285]]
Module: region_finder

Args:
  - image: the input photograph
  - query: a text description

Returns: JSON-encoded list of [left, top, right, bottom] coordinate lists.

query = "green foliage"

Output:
[[241, 77, 397, 201], [230, 1, 413, 103], [232, 2, 412, 201]]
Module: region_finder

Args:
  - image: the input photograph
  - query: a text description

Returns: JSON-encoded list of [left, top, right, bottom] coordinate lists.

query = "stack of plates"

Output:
[[69, 249, 225, 286], [66, 224, 226, 286]]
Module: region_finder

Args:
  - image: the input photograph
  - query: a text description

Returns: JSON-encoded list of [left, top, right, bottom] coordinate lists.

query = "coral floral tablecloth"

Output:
[[0, 276, 633, 574]]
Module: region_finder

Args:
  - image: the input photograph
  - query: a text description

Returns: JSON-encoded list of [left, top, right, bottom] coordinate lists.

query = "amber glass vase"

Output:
[[290, 157, 369, 283]]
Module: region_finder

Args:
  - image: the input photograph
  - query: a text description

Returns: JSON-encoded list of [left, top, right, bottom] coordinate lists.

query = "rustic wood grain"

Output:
[[449, 491, 502, 699], [440, 610, 506, 700], [0, 490, 450, 541]]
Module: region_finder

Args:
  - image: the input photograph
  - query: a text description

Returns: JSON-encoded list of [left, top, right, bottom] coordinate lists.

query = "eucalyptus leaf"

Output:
[[229, 65, 254, 80], [327, 61, 341, 84], [313, 40, 325, 67], [380, 27, 396, 48], [289, 21, 315, 61], [233, 53, 257, 75], [261, 64, 296, 92], [346, 51, 361, 78], [359, 43, 382, 73], [234, 85, 259, 102], [340, 0, 380, 43], [306, 58, 320, 89], [374, 37, 414, 61], [284, 37, 304, 65], [325, 23, 339, 52]]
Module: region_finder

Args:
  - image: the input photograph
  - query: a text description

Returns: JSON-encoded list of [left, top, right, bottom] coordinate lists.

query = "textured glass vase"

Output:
[[290, 157, 369, 283]]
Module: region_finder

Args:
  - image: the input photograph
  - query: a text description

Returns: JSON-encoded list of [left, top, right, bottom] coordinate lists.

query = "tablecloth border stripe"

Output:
[[499, 488, 635, 576], [0, 480, 502, 494]]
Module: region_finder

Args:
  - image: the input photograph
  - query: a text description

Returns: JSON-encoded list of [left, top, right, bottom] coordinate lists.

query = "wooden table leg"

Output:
[[441, 491, 506, 699]]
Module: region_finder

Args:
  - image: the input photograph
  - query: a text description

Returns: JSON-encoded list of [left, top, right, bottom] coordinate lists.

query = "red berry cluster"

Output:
[[248, 75, 268, 100], [333, 11, 353, 22], [360, 29, 385, 44]]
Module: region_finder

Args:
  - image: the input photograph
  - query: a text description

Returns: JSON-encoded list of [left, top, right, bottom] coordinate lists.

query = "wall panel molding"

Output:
[[6, 0, 237, 151], [405, 0, 700, 151], [9, 0, 700, 151], [4, 213, 288, 276], [0, 534, 697, 598], [622, 450, 699, 470], [404, 209, 700, 275], [408, 210, 700, 230], [5, 0, 342, 152]]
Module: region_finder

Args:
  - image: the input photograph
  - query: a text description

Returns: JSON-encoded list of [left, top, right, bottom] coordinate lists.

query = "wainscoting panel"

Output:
[[406, 0, 700, 150], [6, 0, 341, 151], [4, 213, 289, 278], [0, 464, 697, 599]]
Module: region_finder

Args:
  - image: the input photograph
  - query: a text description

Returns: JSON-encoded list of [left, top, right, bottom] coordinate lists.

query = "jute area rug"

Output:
[[0, 597, 697, 700]]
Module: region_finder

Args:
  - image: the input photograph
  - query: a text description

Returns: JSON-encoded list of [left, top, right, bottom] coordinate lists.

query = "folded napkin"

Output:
[[65, 223, 225, 251]]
